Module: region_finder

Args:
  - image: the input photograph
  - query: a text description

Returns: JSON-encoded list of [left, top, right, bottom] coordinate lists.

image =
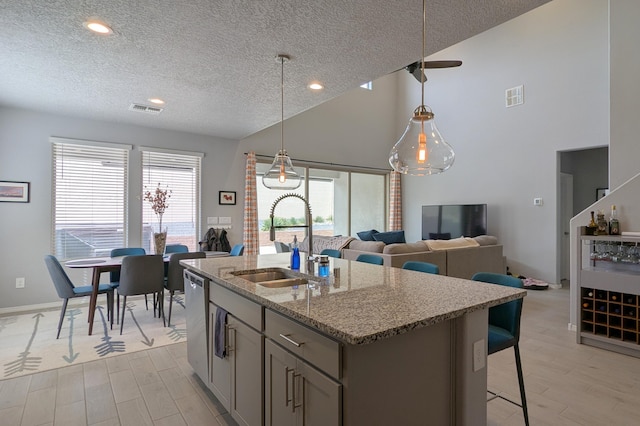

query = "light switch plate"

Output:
[[219, 216, 231, 224], [207, 216, 218, 225], [473, 339, 486, 372]]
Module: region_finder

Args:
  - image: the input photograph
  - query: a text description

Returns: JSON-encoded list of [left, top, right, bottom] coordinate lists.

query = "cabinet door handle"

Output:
[[293, 372, 303, 413], [279, 333, 304, 347], [284, 367, 294, 408], [224, 324, 235, 354]]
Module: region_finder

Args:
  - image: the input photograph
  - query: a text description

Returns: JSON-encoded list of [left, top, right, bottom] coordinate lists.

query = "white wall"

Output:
[[568, 0, 640, 327], [0, 107, 240, 309], [610, 0, 640, 188], [400, 0, 609, 284]]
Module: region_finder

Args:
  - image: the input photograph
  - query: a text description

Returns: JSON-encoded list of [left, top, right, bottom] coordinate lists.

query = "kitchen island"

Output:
[[182, 253, 526, 426]]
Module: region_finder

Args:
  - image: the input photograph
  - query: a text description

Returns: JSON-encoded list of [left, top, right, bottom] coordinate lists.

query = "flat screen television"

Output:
[[421, 204, 487, 240]]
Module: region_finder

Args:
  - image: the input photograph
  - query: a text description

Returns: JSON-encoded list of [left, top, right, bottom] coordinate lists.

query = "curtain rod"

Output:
[[245, 152, 391, 173]]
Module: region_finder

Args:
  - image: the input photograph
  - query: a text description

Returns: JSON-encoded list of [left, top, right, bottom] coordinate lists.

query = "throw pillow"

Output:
[[372, 230, 406, 244], [429, 232, 451, 240], [357, 229, 379, 241]]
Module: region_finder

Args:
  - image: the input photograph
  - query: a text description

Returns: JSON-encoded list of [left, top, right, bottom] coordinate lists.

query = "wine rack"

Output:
[[580, 288, 639, 343], [579, 234, 640, 357]]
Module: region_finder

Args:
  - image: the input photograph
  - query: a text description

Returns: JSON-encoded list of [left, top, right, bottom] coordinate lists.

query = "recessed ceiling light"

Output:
[[148, 98, 165, 105], [308, 82, 324, 91], [83, 20, 113, 35]]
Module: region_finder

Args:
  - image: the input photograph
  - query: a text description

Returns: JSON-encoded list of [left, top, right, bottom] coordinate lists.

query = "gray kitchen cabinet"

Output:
[[265, 339, 341, 426], [209, 282, 264, 426]]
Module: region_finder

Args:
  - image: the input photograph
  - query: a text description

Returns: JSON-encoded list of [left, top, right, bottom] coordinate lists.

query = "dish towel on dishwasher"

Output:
[[214, 306, 228, 358]]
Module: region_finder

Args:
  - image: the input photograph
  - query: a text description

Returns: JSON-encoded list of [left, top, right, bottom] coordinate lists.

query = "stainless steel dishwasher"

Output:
[[184, 269, 209, 382]]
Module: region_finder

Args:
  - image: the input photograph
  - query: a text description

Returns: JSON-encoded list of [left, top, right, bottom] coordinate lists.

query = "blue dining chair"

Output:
[[356, 253, 384, 265], [230, 244, 245, 256], [472, 272, 529, 426], [165, 244, 189, 254], [320, 249, 341, 259], [44, 255, 114, 339], [402, 260, 439, 275], [110, 248, 146, 321]]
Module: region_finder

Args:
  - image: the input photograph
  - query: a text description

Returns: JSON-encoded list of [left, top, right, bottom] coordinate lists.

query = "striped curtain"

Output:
[[243, 152, 259, 254], [389, 171, 402, 231]]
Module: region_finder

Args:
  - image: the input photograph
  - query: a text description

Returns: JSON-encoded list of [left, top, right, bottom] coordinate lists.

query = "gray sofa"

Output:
[[342, 235, 505, 279]]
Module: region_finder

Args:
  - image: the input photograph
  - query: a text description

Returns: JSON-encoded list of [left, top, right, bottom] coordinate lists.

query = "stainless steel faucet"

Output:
[[269, 193, 314, 267]]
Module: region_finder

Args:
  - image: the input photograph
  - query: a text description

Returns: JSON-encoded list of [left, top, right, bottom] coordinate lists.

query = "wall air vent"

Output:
[[128, 103, 163, 114], [505, 85, 524, 108]]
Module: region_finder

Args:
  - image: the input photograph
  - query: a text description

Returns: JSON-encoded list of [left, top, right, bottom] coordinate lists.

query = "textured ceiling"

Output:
[[0, 0, 550, 140]]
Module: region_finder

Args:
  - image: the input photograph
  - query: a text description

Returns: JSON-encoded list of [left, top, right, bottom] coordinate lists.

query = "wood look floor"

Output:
[[2, 286, 640, 425]]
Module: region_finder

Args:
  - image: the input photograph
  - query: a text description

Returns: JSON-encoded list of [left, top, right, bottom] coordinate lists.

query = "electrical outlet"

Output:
[[473, 339, 486, 372], [534, 197, 543, 206], [16, 277, 25, 289]]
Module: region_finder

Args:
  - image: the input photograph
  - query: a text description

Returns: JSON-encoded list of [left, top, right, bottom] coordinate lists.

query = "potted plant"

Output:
[[144, 183, 172, 254]]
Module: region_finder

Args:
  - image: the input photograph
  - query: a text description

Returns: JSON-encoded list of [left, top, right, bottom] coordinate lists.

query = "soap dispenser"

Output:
[[291, 236, 300, 270]]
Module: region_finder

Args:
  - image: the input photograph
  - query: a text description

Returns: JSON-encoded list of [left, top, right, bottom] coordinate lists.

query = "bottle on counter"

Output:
[[596, 211, 608, 236], [587, 211, 598, 235], [290, 235, 300, 270], [609, 205, 620, 235]]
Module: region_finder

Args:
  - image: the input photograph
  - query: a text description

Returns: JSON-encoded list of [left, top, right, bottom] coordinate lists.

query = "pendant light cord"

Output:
[[421, 0, 426, 107], [280, 56, 285, 153]]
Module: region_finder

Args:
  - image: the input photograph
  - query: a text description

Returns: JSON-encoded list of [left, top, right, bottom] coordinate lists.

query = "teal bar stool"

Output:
[[402, 260, 439, 275], [472, 272, 529, 426], [320, 249, 341, 258], [356, 253, 384, 265]]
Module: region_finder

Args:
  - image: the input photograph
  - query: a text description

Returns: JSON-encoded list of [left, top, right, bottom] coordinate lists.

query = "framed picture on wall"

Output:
[[0, 181, 30, 203], [596, 187, 608, 200], [219, 191, 236, 205]]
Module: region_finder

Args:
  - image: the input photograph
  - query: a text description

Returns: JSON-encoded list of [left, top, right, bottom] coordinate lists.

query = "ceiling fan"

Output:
[[404, 60, 462, 82]]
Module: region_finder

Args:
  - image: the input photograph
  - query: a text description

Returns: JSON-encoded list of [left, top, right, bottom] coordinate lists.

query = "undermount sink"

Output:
[[256, 277, 308, 288], [232, 268, 309, 288]]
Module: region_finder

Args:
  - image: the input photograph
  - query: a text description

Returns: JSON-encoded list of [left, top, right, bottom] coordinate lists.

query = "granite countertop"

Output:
[[182, 253, 526, 346]]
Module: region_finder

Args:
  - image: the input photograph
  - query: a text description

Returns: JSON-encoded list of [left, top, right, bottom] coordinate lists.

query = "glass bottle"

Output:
[[290, 236, 300, 270], [609, 205, 620, 235], [596, 211, 608, 236], [588, 211, 597, 235]]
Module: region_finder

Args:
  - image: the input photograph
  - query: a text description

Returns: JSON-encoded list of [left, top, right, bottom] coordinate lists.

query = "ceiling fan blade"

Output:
[[403, 60, 462, 82], [421, 60, 462, 69]]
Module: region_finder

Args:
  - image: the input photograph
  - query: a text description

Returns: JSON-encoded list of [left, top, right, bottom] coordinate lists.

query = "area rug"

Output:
[[0, 294, 187, 380]]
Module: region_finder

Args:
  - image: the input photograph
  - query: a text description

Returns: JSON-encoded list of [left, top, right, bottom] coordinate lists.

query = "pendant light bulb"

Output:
[[389, 0, 455, 176], [262, 54, 302, 190], [417, 128, 427, 163]]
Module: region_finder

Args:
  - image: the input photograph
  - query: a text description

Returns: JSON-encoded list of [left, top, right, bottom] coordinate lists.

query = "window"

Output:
[[140, 148, 202, 252], [51, 138, 130, 259], [256, 162, 387, 253]]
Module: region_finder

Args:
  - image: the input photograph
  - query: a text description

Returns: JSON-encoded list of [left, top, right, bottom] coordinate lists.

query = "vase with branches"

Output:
[[144, 183, 172, 254]]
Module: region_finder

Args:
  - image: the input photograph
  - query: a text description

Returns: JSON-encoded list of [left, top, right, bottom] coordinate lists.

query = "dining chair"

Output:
[[44, 255, 114, 339], [471, 272, 529, 426], [274, 241, 291, 253], [320, 248, 341, 258], [118, 254, 166, 334], [402, 260, 439, 275], [165, 251, 206, 326], [110, 247, 146, 321], [165, 244, 189, 254], [230, 244, 245, 256], [356, 253, 384, 265]]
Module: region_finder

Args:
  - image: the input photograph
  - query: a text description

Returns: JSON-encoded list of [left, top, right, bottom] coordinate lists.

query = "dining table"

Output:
[[66, 251, 230, 335]]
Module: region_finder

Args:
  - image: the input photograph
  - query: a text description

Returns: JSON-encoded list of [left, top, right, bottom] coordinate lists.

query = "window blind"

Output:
[[141, 149, 201, 252], [51, 139, 129, 259]]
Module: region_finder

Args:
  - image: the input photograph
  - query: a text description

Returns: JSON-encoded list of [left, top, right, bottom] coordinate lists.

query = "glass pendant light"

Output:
[[262, 54, 302, 190], [389, 0, 455, 176]]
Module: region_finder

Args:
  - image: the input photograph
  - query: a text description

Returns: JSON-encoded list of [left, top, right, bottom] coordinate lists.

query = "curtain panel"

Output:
[[243, 152, 259, 254]]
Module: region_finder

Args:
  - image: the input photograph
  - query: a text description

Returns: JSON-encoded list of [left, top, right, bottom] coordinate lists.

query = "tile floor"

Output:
[[2, 286, 640, 425]]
